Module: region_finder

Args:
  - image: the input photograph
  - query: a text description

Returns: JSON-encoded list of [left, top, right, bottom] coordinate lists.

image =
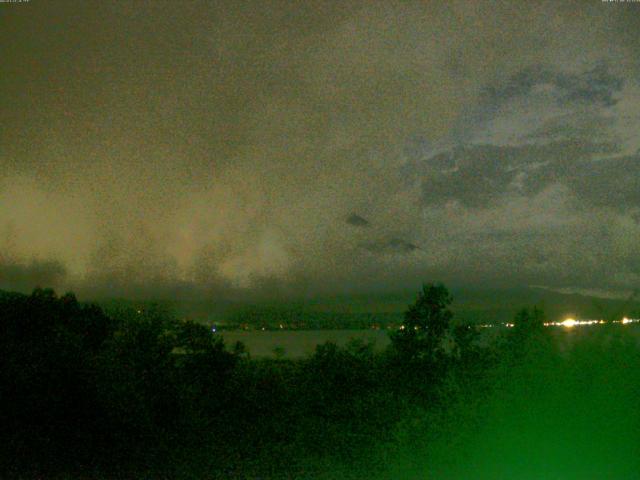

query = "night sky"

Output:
[[2, 1, 640, 299]]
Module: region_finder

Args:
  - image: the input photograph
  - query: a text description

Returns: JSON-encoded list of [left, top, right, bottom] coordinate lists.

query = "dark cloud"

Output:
[[0, 259, 67, 293], [521, 113, 614, 144], [483, 63, 624, 110], [0, 1, 639, 296], [571, 153, 640, 209], [409, 63, 634, 215], [346, 213, 370, 227], [361, 238, 420, 255], [415, 141, 620, 209]]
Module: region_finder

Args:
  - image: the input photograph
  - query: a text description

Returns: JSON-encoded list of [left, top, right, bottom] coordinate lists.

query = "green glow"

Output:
[[383, 327, 640, 479]]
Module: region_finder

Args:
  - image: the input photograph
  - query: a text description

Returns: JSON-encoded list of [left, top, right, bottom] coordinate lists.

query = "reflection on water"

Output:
[[219, 324, 640, 359], [219, 329, 391, 357]]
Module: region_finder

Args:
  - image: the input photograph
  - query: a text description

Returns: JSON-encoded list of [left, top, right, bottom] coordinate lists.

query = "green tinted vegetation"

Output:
[[1, 285, 638, 479]]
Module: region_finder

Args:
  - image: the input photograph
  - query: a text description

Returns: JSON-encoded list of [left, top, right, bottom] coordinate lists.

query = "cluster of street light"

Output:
[[475, 317, 640, 329], [546, 317, 640, 328]]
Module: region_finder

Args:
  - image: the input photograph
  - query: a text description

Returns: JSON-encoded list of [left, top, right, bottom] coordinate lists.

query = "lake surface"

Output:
[[218, 329, 391, 357], [218, 324, 640, 358]]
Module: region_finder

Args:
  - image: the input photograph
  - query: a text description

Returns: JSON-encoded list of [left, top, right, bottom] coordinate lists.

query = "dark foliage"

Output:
[[390, 283, 453, 361], [0, 285, 503, 479]]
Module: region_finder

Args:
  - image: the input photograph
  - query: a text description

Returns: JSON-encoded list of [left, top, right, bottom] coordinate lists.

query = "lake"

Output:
[[217, 323, 640, 358], [218, 329, 391, 358]]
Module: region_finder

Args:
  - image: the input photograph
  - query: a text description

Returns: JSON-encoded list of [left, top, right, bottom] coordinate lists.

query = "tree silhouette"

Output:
[[513, 306, 545, 333], [506, 306, 548, 359], [390, 283, 453, 361]]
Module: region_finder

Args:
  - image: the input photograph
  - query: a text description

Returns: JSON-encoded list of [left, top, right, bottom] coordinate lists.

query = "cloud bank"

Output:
[[1, 1, 640, 298]]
